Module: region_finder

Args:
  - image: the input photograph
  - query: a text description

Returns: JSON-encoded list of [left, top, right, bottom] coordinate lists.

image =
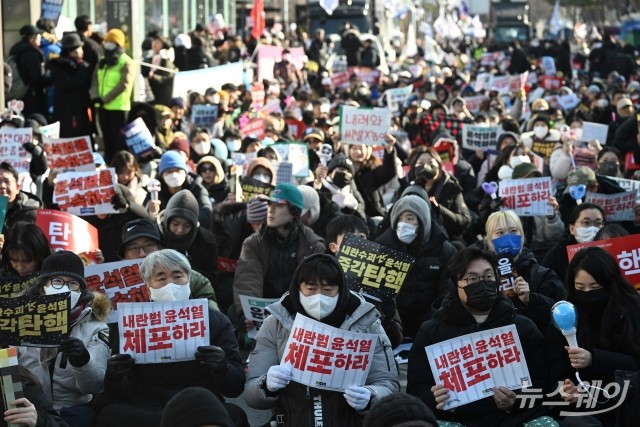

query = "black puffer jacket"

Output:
[[354, 148, 397, 218], [5, 191, 42, 230], [9, 40, 47, 117]]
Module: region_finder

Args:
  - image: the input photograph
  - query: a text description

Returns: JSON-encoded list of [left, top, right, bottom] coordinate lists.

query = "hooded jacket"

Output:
[[243, 255, 400, 426], [197, 156, 229, 204], [5, 191, 42, 230], [247, 157, 276, 185]]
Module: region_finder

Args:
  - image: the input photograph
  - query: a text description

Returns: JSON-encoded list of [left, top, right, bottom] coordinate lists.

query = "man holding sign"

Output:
[[244, 254, 399, 426]]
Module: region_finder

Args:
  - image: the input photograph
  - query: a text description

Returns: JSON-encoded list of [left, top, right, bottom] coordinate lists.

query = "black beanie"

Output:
[[161, 387, 233, 427], [163, 189, 199, 228], [327, 153, 355, 175], [39, 251, 87, 289], [363, 393, 437, 427]]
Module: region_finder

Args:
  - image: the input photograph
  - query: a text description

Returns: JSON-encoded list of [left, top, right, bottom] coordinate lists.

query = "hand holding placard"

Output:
[[267, 363, 293, 392], [344, 386, 371, 411], [195, 345, 228, 376], [106, 354, 135, 380]]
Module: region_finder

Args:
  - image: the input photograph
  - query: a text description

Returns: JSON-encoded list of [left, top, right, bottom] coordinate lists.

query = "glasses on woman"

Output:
[[580, 219, 604, 228], [49, 277, 82, 291], [199, 166, 215, 173], [458, 273, 496, 287]]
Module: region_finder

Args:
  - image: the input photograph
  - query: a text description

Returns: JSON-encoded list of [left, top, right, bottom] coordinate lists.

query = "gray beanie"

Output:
[[390, 195, 432, 241], [163, 190, 199, 228]]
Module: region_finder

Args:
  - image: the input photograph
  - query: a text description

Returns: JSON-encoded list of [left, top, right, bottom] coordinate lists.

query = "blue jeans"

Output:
[[60, 405, 97, 427]]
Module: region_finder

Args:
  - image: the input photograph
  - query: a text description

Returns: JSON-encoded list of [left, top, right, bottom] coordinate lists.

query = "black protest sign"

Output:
[[241, 177, 274, 201], [496, 253, 518, 298], [337, 233, 415, 301], [0, 274, 38, 298]]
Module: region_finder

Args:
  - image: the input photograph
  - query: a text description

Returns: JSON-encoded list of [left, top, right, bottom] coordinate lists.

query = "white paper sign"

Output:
[[585, 191, 636, 222], [581, 122, 609, 144], [386, 85, 413, 116], [281, 313, 377, 392], [53, 168, 119, 216], [0, 127, 32, 173], [489, 75, 510, 94], [608, 177, 640, 203], [118, 299, 210, 363], [43, 136, 94, 172], [339, 106, 391, 146], [474, 73, 491, 92], [498, 177, 553, 216], [542, 56, 556, 76], [425, 325, 531, 410], [171, 62, 244, 99], [39, 122, 60, 139], [462, 125, 499, 151], [239, 295, 278, 339], [272, 143, 309, 178]]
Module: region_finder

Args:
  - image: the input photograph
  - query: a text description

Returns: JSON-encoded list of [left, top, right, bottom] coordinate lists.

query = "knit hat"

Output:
[[390, 195, 432, 241], [532, 114, 550, 127], [163, 190, 199, 228], [511, 162, 541, 179], [39, 251, 87, 289], [169, 97, 185, 108], [118, 219, 164, 257], [259, 183, 304, 210], [169, 135, 191, 157], [327, 153, 355, 175], [297, 185, 321, 226], [159, 151, 188, 175], [362, 393, 437, 427], [401, 185, 429, 204], [160, 387, 233, 427], [246, 197, 269, 224], [104, 29, 126, 47]]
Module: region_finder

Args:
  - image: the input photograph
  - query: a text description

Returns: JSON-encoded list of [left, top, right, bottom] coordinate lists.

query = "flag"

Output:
[[250, 0, 265, 40], [550, 0, 561, 36]]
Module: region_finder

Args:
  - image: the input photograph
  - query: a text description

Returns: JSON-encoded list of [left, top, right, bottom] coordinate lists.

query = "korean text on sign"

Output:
[[36, 209, 100, 254], [118, 299, 209, 363], [241, 177, 273, 202], [0, 293, 70, 347], [340, 106, 391, 146], [461, 125, 499, 151], [0, 127, 32, 173], [53, 168, 119, 216], [585, 191, 636, 222], [239, 295, 278, 339], [191, 105, 219, 130], [43, 136, 94, 172], [337, 233, 414, 301], [498, 177, 553, 217], [122, 118, 155, 157], [386, 86, 413, 116], [272, 143, 310, 178], [425, 325, 531, 410], [0, 274, 38, 298], [85, 259, 149, 323], [282, 314, 377, 392]]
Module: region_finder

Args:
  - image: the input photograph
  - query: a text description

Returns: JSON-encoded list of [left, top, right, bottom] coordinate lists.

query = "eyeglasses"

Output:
[[126, 241, 159, 256], [458, 273, 496, 287], [580, 219, 604, 228], [49, 277, 81, 291], [199, 166, 215, 173]]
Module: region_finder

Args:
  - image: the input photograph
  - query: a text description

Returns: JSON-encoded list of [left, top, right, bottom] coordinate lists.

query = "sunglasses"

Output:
[[199, 166, 215, 173]]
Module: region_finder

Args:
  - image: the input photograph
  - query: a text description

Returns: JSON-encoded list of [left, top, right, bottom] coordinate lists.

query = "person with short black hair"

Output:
[[1, 222, 51, 279], [9, 25, 47, 117], [0, 162, 42, 232], [73, 15, 102, 76]]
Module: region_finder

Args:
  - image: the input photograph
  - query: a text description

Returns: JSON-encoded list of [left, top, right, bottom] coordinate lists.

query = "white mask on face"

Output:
[[253, 172, 271, 184], [574, 226, 600, 244], [509, 155, 530, 169], [44, 285, 82, 308], [193, 142, 210, 156], [396, 221, 418, 244], [226, 139, 241, 152], [163, 171, 186, 188], [596, 99, 609, 108], [150, 282, 191, 302], [298, 291, 338, 320], [572, 128, 583, 141], [533, 126, 548, 139]]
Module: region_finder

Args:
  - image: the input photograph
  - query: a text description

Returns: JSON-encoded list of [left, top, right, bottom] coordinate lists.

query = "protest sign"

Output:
[[257, 45, 305, 81], [0, 195, 7, 233], [0, 294, 70, 347], [480, 53, 498, 66], [241, 176, 274, 201], [42, 136, 94, 172], [239, 295, 278, 339], [567, 234, 640, 288], [499, 177, 553, 217], [172, 62, 243, 98], [463, 96, 487, 114], [36, 209, 100, 254], [386, 85, 413, 116], [285, 118, 306, 140], [489, 75, 510, 94], [337, 233, 414, 301], [0, 274, 37, 299], [118, 299, 210, 363], [39, 122, 60, 139], [240, 118, 266, 140], [250, 83, 266, 108], [281, 313, 377, 392], [190, 105, 219, 131], [543, 95, 561, 109], [260, 100, 283, 116], [339, 106, 391, 146], [585, 191, 635, 221], [85, 259, 149, 323], [461, 125, 499, 151], [581, 122, 608, 144], [0, 127, 32, 173], [542, 56, 556, 76], [348, 67, 381, 87], [271, 143, 309, 177], [609, 177, 640, 202], [122, 118, 155, 158], [53, 168, 118, 216], [425, 325, 531, 410], [420, 114, 465, 144], [41, 0, 63, 21], [0, 347, 24, 424], [496, 254, 518, 298], [509, 72, 528, 92], [331, 70, 351, 88], [474, 73, 491, 92], [530, 139, 556, 161], [540, 76, 563, 91], [275, 162, 293, 185]]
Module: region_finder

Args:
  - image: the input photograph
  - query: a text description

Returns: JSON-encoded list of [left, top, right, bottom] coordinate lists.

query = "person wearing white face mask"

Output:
[[375, 195, 457, 338], [18, 251, 111, 427], [189, 127, 215, 163], [243, 254, 400, 426], [521, 114, 561, 167]]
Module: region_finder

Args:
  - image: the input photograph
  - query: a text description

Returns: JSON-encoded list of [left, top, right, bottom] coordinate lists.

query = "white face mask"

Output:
[[193, 142, 210, 156], [396, 221, 418, 244], [44, 285, 81, 308], [533, 126, 548, 139], [509, 155, 530, 169], [298, 291, 338, 320], [574, 226, 600, 244], [163, 171, 186, 188], [104, 42, 117, 51], [572, 127, 583, 141], [150, 282, 191, 302], [253, 172, 271, 184], [226, 139, 241, 152], [596, 99, 609, 108]]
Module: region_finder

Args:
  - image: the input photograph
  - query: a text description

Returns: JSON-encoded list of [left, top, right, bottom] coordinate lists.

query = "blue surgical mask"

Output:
[[492, 234, 522, 257]]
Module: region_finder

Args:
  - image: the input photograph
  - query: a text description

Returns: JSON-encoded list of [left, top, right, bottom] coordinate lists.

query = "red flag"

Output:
[[250, 0, 265, 40]]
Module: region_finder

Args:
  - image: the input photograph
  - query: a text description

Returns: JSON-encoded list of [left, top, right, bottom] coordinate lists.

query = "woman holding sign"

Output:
[[243, 254, 400, 426]]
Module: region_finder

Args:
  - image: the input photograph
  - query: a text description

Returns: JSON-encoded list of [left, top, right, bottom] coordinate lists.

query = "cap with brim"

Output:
[[617, 98, 633, 111], [118, 219, 164, 257], [257, 183, 304, 210], [20, 25, 42, 38], [511, 162, 541, 179]]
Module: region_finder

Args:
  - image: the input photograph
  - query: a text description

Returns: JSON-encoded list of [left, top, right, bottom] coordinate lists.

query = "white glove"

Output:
[[343, 385, 371, 411], [266, 364, 292, 392]]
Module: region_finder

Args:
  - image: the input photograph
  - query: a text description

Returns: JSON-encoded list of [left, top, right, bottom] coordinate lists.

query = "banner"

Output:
[[425, 325, 531, 410], [239, 295, 278, 339], [118, 299, 210, 363], [566, 234, 640, 288], [585, 191, 635, 222], [0, 274, 37, 299], [0, 294, 70, 347], [41, 0, 64, 22], [241, 176, 273, 201], [461, 125, 499, 151], [463, 95, 487, 114], [42, 136, 94, 172], [339, 106, 391, 146], [0, 127, 32, 173], [191, 105, 219, 131], [39, 122, 60, 139], [386, 85, 413, 116], [53, 168, 118, 216], [271, 143, 309, 177], [337, 233, 414, 301], [122, 118, 155, 158], [608, 177, 640, 202], [496, 254, 518, 298], [257, 45, 305, 81], [420, 114, 465, 145], [281, 313, 377, 392], [172, 62, 244, 99], [240, 118, 265, 140], [85, 259, 148, 323], [36, 209, 100, 254], [499, 177, 553, 216], [581, 122, 608, 144]]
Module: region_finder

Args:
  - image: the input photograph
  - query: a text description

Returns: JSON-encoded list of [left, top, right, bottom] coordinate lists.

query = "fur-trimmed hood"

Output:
[[90, 292, 111, 322]]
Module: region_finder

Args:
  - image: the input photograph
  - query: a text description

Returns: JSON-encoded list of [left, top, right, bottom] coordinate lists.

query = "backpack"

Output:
[[5, 55, 28, 100]]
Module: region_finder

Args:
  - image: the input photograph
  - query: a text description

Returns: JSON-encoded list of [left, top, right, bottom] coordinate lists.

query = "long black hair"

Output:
[[1, 222, 52, 276]]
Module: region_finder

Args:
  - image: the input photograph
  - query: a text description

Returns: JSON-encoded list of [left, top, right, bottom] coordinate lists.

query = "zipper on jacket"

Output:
[[306, 386, 310, 399]]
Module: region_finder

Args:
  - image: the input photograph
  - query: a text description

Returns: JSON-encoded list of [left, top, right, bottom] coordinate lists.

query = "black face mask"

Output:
[[464, 280, 498, 312], [598, 162, 619, 176], [332, 171, 352, 189], [573, 288, 608, 311]]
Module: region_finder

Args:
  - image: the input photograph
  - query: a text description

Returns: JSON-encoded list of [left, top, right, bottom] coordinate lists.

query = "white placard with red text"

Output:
[[498, 177, 553, 216], [0, 127, 32, 173], [585, 191, 636, 221], [463, 96, 487, 114], [118, 299, 210, 363], [280, 314, 377, 392], [608, 177, 640, 203], [425, 325, 531, 410], [339, 106, 391, 146], [53, 168, 118, 216], [43, 136, 94, 172]]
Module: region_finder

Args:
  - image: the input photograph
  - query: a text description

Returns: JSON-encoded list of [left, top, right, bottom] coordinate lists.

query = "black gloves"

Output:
[[22, 142, 36, 154], [106, 354, 135, 380], [377, 296, 397, 321], [59, 337, 90, 367], [195, 345, 228, 376], [489, 196, 503, 212], [91, 97, 104, 109], [111, 192, 128, 211]]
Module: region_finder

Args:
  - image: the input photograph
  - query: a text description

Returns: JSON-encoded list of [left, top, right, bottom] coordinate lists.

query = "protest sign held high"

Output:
[[53, 168, 119, 216], [122, 118, 155, 158], [190, 105, 219, 131], [339, 106, 391, 146], [499, 177, 553, 217], [42, 136, 94, 172], [271, 143, 309, 178], [462, 125, 499, 151], [585, 191, 636, 222], [0, 127, 32, 173], [36, 209, 100, 255]]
